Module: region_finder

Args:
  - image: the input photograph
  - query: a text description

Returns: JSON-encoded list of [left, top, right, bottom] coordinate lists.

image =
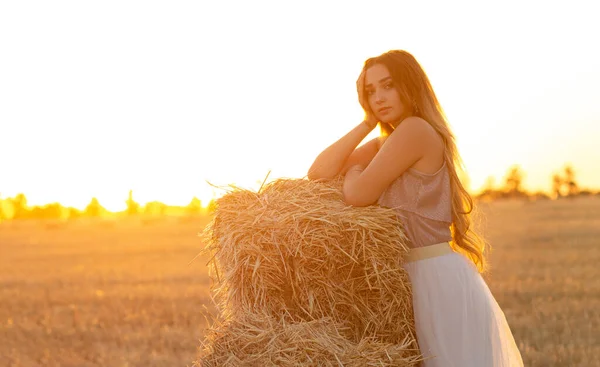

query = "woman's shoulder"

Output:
[[398, 116, 435, 133], [387, 116, 439, 145], [387, 116, 445, 172]]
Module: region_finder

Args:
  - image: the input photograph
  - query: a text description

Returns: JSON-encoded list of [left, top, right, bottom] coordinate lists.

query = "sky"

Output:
[[1, 0, 599, 211]]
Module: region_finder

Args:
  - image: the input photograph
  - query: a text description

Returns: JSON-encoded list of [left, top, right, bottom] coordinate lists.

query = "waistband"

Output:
[[404, 242, 454, 263]]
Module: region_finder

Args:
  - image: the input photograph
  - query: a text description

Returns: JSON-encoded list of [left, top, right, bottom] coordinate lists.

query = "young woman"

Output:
[[307, 50, 524, 366]]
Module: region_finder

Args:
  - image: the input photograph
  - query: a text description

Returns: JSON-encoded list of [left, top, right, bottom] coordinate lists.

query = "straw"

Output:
[[196, 177, 422, 366]]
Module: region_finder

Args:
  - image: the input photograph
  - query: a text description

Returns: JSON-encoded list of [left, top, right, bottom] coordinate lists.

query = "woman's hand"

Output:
[[356, 69, 378, 131], [362, 114, 378, 130]]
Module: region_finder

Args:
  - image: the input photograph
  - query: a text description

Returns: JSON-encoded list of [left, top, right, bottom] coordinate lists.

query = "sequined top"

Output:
[[377, 161, 453, 248]]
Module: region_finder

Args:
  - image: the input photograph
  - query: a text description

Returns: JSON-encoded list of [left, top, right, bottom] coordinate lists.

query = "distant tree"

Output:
[[503, 165, 526, 197], [45, 203, 64, 219], [68, 207, 82, 219], [29, 203, 65, 219], [144, 201, 167, 216], [28, 206, 43, 219], [564, 165, 579, 197], [529, 191, 551, 201], [126, 190, 140, 216], [0, 194, 5, 221], [84, 197, 106, 217], [0, 195, 14, 220], [10, 193, 30, 219], [476, 176, 499, 200], [552, 164, 580, 198], [578, 189, 594, 197], [552, 173, 563, 198], [187, 197, 202, 215]]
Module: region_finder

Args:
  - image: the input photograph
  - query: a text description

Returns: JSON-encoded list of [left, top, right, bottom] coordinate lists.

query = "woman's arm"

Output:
[[307, 121, 375, 180], [343, 117, 433, 206]]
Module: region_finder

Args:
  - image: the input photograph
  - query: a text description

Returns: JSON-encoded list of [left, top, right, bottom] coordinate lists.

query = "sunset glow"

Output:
[[1, 1, 599, 211]]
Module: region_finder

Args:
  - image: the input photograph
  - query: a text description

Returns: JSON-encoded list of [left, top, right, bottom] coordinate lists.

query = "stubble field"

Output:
[[0, 198, 598, 366]]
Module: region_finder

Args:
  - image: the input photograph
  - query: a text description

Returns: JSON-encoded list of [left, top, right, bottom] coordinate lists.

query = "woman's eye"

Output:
[[384, 83, 393, 89], [366, 90, 374, 96]]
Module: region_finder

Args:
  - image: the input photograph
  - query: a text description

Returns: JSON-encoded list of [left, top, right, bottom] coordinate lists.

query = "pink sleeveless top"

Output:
[[377, 161, 453, 248]]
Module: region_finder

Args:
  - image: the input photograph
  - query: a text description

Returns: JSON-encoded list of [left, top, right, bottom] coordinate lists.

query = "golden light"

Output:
[[0, 1, 598, 212]]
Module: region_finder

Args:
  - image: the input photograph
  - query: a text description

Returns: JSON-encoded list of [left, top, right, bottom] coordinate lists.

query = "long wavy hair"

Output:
[[357, 50, 490, 273]]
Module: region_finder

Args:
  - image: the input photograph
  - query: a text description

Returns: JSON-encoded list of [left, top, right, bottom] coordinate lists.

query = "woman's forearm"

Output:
[[307, 121, 372, 180]]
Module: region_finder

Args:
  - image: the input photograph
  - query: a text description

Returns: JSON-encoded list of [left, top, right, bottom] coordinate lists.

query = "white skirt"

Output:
[[403, 243, 524, 367]]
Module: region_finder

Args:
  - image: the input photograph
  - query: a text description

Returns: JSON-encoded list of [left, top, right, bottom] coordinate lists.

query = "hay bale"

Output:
[[197, 177, 421, 365], [197, 311, 423, 367]]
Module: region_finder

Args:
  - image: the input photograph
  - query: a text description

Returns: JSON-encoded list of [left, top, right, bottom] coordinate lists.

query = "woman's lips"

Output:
[[379, 107, 392, 115]]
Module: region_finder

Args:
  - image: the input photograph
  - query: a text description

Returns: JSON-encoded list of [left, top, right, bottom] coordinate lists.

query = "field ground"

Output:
[[0, 198, 599, 366]]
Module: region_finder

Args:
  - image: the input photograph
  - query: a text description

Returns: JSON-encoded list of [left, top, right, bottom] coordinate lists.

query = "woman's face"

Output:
[[364, 63, 405, 126]]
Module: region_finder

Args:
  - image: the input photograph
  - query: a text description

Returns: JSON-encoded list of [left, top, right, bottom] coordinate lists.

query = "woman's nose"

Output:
[[375, 90, 386, 103]]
